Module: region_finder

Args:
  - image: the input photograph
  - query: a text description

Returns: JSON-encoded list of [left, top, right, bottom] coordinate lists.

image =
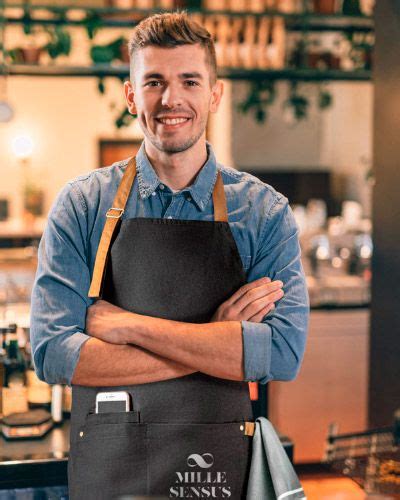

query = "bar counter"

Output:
[[0, 421, 69, 490]]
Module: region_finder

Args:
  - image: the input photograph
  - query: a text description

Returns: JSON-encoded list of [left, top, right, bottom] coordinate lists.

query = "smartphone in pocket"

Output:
[[95, 391, 132, 414]]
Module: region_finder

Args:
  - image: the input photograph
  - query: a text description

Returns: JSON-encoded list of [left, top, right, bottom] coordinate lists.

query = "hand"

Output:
[[86, 299, 133, 344], [211, 277, 284, 323]]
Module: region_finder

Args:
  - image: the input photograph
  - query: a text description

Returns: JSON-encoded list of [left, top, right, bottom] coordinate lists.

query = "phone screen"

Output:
[[97, 400, 127, 413]]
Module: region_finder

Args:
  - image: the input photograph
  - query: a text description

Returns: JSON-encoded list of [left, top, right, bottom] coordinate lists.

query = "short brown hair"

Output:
[[128, 11, 217, 85]]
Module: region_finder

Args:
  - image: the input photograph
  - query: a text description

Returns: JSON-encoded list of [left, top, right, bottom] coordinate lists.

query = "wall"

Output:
[[230, 80, 373, 216]]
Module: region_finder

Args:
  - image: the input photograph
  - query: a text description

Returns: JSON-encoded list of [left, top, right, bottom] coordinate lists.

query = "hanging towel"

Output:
[[246, 417, 306, 500]]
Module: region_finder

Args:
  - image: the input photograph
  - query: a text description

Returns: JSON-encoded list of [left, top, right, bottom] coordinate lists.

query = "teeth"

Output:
[[158, 117, 189, 125]]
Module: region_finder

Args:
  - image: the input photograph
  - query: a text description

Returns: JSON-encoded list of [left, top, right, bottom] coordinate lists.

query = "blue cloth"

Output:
[[30, 140, 309, 386]]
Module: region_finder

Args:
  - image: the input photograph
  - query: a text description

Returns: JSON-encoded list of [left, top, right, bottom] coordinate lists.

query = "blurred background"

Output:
[[0, 0, 399, 498]]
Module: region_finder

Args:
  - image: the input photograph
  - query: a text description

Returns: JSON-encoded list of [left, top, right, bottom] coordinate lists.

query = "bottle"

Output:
[[51, 384, 64, 425], [63, 384, 72, 418], [2, 329, 29, 416], [342, 0, 362, 15], [4, 332, 26, 388], [0, 327, 8, 418]]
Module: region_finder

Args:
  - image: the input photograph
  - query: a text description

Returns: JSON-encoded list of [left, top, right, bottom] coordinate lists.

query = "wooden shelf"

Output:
[[3, 4, 374, 32], [1, 64, 372, 81], [2, 4, 373, 82]]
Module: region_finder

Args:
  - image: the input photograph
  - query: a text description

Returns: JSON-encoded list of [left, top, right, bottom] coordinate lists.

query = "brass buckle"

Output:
[[106, 207, 124, 219]]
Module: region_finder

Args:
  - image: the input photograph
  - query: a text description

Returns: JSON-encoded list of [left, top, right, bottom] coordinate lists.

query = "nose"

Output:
[[161, 84, 183, 108]]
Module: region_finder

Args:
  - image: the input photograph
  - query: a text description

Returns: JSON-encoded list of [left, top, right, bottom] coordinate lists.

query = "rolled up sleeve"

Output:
[[30, 182, 92, 386], [242, 196, 309, 384]]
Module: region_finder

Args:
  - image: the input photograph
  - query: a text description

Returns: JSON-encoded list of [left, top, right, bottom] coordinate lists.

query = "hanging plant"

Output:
[[22, 5, 33, 36], [83, 11, 104, 40], [318, 85, 333, 110], [90, 37, 127, 65], [97, 77, 106, 94], [115, 106, 135, 129], [43, 25, 71, 59], [236, 80, 276, 124], [283, 82, 310, 123]]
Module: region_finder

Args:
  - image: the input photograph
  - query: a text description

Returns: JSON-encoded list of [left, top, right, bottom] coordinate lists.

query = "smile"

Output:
[[156, 117, 191, 127]]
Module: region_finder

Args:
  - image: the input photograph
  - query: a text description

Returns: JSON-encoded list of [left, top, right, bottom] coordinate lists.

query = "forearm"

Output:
[[126, 315, 244, 381], [71, 337, 195, 386]]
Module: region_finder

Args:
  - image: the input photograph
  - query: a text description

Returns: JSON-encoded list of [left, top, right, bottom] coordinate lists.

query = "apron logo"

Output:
[[169, 453, 231, 498], [187, 453, 214, 469]]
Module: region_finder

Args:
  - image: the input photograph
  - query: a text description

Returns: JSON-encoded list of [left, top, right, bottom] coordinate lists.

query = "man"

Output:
[[31, 11, 309, 500]]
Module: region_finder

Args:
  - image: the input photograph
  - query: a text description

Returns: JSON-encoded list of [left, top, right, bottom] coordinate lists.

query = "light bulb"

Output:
[[12, 134, 34, 159]]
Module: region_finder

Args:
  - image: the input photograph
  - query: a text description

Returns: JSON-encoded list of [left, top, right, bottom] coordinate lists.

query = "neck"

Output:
[[144, 136, 208, 191]]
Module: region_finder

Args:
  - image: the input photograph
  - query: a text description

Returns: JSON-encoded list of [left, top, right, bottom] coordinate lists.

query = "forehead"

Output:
[[133, 44, 210, 79]]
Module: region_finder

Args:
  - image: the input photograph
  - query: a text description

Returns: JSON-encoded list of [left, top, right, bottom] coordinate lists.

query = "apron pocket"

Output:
[[147, 422, 252, 500], [69, 415, 147, 500]]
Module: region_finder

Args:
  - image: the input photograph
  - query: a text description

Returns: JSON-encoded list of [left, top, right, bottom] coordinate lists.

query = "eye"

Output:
[[185, 80, 199, 86], [145, 80, 162, 87]]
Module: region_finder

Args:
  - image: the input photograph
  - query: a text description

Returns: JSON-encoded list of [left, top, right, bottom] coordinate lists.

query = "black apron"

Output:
[[68, 157, 255, 500]]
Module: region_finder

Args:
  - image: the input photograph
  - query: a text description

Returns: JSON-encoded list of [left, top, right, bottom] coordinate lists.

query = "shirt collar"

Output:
[[134, 140, 218, 211]]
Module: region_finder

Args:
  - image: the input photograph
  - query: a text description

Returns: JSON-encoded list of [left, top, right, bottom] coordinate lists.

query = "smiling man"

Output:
[[30, 12, 309, 500]]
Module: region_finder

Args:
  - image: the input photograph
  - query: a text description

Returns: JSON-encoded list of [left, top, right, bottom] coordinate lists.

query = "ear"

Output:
[[124, 80, 137, 116], [209, 80, 224, 114]]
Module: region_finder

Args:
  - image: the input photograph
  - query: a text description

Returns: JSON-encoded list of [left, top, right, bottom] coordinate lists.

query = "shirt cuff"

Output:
[[40, 331, 90, 386], [241, 321, 272, 383]]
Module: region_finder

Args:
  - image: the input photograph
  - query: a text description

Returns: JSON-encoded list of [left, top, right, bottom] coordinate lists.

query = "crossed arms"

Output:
[[72, 278, 284, 386]]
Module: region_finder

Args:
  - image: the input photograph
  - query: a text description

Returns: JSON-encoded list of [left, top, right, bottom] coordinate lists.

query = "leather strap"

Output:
[[244, 421, 256, 437], [212, 169, 228, 223], [88, 157, 137, 298], [88, 157, 228, 298]]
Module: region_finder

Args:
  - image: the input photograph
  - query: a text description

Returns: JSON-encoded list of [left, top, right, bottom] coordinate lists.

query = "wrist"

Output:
[[123, 311, 148, 344]]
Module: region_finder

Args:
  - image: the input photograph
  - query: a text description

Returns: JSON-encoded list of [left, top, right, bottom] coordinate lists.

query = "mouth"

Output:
[[155, 116, 192, 129]]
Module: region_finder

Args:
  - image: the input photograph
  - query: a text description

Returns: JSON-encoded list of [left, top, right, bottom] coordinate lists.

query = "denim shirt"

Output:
[[30, 140, 309, 386]]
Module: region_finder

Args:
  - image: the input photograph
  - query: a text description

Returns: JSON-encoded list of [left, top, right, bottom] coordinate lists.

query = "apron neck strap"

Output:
[[88, 156, 227, 298], [212, 169, 228, 223]]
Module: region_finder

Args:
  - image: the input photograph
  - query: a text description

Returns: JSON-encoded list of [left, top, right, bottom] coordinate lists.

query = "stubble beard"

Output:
[[145, 118, 207, 154]]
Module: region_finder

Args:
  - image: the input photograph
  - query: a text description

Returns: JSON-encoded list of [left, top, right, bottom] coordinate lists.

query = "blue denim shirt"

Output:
[[30, 140, 309, 386]]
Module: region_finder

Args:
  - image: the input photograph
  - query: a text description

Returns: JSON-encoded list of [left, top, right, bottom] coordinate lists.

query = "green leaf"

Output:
[[318, 89, 333, 109], [97, 78, 105, 94], [90, 46, 114, 64]]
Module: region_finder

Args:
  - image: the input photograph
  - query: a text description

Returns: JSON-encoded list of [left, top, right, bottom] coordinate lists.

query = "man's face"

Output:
[[124, 44, 223, 154]]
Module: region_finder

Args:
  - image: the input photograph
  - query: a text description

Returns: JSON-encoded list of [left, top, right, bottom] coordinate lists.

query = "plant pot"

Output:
[[107, 0, 133, 8], [21, 47, 43, 64], [119, 43, 130, 64], [313, 0, 337, 13]]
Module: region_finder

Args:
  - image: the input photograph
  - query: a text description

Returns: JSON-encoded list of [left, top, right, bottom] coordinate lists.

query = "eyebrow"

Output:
[[143, 72, 204, 80]]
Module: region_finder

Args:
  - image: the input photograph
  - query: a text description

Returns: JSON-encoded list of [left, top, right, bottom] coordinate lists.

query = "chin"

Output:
[[155, 136, 200, 154]]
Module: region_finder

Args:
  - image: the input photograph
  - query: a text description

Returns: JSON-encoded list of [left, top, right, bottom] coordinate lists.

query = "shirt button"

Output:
[[159, 184, 165, 190], [186, 195, 192, 202], [151, 192, 156, 197], [167, 216, 173, 219]]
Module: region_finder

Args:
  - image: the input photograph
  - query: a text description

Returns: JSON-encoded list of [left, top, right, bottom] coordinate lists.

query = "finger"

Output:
[[234, 280, 283, 311], [248, 303, 275, 323], [240, 288, 284, 319], [223, 277, 272, 306]]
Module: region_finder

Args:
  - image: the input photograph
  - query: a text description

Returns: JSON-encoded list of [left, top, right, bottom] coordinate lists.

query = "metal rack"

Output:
[[324, 412, 400, 495]]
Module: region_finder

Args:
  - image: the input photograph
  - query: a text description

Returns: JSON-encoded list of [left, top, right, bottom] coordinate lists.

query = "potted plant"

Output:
[[90, 37, 127, 65], [236, 80, 276, 124], [43, 26, 71, 61], [313, 0, 337, 14]]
